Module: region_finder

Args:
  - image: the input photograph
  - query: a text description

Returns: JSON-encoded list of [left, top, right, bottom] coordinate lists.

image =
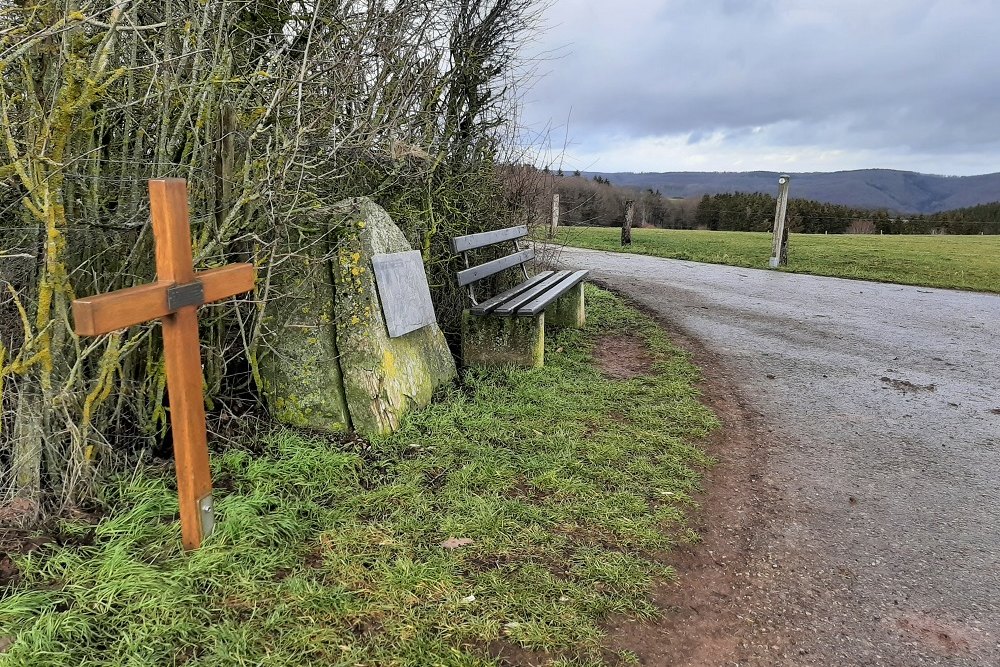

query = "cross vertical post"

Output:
[[149, 179, 215, 550], [72, 178, 255, 550]]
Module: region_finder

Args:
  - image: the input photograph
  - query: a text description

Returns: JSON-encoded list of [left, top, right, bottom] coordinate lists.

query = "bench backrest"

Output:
[[451, 225, 532, 288]]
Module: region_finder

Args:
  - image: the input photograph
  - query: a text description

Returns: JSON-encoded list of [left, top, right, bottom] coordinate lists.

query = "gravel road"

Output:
[[551, 246, 1000, 666]]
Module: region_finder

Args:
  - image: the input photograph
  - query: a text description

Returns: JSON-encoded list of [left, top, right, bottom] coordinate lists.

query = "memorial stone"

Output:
[[332, 198, 457, 436]]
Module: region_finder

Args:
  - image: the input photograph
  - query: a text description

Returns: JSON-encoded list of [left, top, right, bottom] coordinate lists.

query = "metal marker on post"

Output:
[[769, 174, 791, 268], [550, 193, 559, 239]]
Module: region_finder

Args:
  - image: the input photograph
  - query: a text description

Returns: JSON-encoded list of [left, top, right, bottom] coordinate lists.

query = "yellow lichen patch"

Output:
[[81, 334, 122, 429], [0, 344, 6, 430], [382, 348, 396, 374]]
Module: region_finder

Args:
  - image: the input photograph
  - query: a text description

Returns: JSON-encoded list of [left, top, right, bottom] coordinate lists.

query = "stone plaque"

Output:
[[372, 250, 438, 338]]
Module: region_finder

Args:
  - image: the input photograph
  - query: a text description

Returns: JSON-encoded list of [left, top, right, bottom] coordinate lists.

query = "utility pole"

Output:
[[550, 193, 559, 239], [769, 174, 791, 268]]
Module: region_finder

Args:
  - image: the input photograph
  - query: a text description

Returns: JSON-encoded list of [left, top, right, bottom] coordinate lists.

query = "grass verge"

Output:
[[554, 227, 1000, 293], [0, 287, 717, 667]]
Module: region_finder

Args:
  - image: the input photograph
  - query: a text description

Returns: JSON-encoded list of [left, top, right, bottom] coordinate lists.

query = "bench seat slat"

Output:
[[492, 270, 574, 316], [515, 270, 589, 316], [456, 248, 535, 287], [451, 225, 529, 253], [470, 271, 555, 316]]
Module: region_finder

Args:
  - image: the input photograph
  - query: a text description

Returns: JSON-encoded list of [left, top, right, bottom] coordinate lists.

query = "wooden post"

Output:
[[71, 179, 255, 550], [769, 174, 791, 268], [622, 200, 634, 246], [549, 193, 560, 239]]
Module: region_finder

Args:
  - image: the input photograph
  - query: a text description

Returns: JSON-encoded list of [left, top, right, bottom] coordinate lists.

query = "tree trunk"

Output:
[[11, 384, 43, 511]]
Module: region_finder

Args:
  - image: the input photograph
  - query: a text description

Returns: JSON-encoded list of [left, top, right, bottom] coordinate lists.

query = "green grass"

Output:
[[554, 227, 1000, 293], [0, 287, 717, 667]]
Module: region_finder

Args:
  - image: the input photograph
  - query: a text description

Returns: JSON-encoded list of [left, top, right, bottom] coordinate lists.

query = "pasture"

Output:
[[553, 227, 1000, 293]]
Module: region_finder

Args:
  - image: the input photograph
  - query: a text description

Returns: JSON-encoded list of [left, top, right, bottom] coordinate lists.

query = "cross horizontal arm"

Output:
[[197, 264, 256, 303], [73, 263, 254, 336]]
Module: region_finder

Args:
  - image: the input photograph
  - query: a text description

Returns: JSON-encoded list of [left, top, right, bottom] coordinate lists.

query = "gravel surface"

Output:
[[551, 245, 1000, 666]]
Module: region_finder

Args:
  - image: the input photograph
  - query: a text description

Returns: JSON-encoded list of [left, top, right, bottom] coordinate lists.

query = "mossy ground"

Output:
[[554, 227, 1000, 293], [0, 287, 717, 667]]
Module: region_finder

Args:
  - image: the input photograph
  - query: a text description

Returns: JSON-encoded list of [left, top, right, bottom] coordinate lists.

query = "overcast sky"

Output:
[[518, 0, 1000, 175]]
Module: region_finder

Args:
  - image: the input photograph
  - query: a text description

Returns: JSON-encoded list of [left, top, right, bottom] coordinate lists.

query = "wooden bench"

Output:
[[452, 225, 588, 367]]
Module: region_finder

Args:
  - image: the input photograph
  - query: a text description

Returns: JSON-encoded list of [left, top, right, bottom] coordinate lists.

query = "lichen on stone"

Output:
[[331, 198, 457, 437], [258, 233, 350, 433]]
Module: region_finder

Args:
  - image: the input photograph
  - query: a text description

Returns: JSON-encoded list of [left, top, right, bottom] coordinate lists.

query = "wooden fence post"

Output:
[[622, 200, 634, 246], [769, 175, 791, 268], [550, 193, 559, 239]]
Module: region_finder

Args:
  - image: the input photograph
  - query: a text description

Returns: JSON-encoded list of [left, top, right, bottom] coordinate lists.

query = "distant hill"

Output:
[[585, 169, 1000, 214]]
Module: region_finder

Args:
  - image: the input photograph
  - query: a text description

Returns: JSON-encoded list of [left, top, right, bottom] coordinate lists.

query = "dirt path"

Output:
[[552, 246, 1000, 666]]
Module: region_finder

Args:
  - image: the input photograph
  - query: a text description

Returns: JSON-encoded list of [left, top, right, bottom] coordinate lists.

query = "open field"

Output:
[[553, 227, 1000, 293], [0, 288, 716, 667]]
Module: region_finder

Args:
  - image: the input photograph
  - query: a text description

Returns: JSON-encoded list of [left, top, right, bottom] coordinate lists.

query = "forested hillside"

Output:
[[585, 169, 1000, 214], [923, 201, 1000, 233], [546, 172, 999, 234]]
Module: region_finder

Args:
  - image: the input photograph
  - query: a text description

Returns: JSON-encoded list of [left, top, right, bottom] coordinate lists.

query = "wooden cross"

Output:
[[72, 179, 255, 550]]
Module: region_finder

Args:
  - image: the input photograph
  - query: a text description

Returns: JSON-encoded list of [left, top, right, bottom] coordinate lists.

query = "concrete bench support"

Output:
[[546, 281, 586, 329], [462, 310, 545, 368]]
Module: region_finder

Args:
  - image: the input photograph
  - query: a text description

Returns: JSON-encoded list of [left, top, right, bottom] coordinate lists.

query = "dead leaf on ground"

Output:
[[440, 537, 474, 550], [0, 554, 19, 587]]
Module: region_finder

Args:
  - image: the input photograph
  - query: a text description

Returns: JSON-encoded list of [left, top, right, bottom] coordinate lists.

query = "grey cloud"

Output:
[[522, 0, 1000, 169]]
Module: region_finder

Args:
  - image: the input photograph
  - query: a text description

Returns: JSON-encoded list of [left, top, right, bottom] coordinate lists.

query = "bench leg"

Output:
[[547, 281, 586, 329], [462, 310, 545, 368]]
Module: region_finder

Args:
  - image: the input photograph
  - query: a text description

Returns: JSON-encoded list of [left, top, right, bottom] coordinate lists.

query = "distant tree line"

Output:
[[695, 193, 1000, 235], [539, 173, 1000, 235], [909, 202, 1000, 235], [536, 172, 698, 229], [693, 193, 894, 234]]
